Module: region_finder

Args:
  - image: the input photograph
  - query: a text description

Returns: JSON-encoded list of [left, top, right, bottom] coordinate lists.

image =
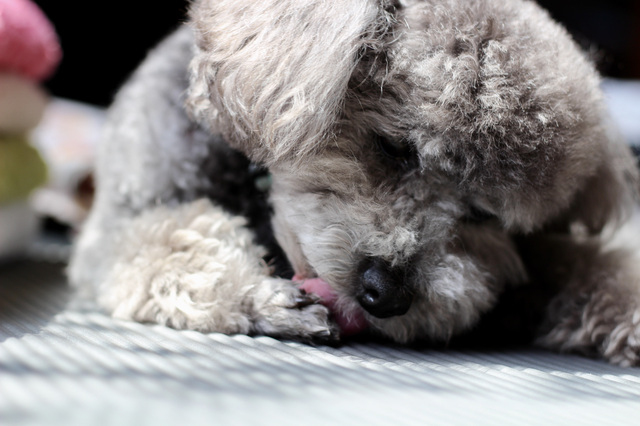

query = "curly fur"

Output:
[[69, 0, 640, 365]]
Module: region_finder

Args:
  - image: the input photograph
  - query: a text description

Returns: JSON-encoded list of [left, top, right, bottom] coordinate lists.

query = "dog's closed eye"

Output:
[[375, 134, 419, 169], [463, 204, 498, 225]]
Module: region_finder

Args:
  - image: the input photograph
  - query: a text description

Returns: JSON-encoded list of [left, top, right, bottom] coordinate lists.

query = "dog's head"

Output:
[[187, 0, 638, 342]]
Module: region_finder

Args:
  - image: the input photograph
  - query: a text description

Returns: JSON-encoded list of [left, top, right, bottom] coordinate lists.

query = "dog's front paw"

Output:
[[539, 293, 640, 367], [602, 312, 640, 367], [250, 278, 339, 343]]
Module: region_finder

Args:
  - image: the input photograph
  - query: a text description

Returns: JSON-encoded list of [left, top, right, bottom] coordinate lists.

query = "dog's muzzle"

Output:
[[356, 258, 413, 318]]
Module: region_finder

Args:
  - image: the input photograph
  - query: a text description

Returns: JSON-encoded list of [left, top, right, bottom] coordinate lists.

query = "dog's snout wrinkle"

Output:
[[356, 258, 413, 318]]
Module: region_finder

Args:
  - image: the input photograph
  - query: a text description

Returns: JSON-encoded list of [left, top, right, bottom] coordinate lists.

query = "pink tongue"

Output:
[[294, 275, 368, 336]]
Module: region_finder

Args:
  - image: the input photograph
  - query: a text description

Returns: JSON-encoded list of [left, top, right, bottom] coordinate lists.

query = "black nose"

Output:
[[356, 258, 413, 318]]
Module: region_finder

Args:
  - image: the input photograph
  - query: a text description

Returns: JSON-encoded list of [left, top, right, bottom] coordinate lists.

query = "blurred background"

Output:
[[35, 0, 640, 107], [36, 0, 191, 107]]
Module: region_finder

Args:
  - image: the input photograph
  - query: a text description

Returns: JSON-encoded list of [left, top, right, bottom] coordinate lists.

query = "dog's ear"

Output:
[[187, 0, 391, 165], [478, 126, 639, 235], [407, 0, 638, 235], [555, 134, 639, 235], [470, 126, 639, 235]]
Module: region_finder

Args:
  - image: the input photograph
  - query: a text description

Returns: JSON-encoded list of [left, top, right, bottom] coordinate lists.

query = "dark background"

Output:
[[36, 0, 640, 107]]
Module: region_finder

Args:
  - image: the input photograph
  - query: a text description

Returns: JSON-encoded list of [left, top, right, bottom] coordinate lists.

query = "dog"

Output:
[[69, 0, 640, 366]]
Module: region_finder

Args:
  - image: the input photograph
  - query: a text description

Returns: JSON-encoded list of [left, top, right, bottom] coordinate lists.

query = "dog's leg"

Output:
[[79, 200, 334, 340], [525, 226, 640, 366], [68, 27, 335, 341]]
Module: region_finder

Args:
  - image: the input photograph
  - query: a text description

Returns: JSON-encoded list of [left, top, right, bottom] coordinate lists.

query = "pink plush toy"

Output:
[[0, 0, 61, 133], [0, 0, 61, 82]]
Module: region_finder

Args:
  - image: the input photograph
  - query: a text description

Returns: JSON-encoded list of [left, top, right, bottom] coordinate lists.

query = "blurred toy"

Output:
[[31, 98, 102, 231], [0, 0, 61, 258]]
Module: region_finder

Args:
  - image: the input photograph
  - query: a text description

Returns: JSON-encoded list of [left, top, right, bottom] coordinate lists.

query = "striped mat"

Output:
[[1, 259, 640, 426]]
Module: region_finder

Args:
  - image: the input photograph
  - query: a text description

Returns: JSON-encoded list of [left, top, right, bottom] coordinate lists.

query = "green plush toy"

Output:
[[0, 135, 47, 205]]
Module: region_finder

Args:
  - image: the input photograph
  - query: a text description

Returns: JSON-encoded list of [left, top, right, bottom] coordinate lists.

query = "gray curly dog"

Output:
[[69, 0, 640, 366]]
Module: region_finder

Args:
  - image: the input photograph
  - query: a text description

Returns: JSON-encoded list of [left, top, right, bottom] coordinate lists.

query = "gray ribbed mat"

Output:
[[2, 260, 640, 426]]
